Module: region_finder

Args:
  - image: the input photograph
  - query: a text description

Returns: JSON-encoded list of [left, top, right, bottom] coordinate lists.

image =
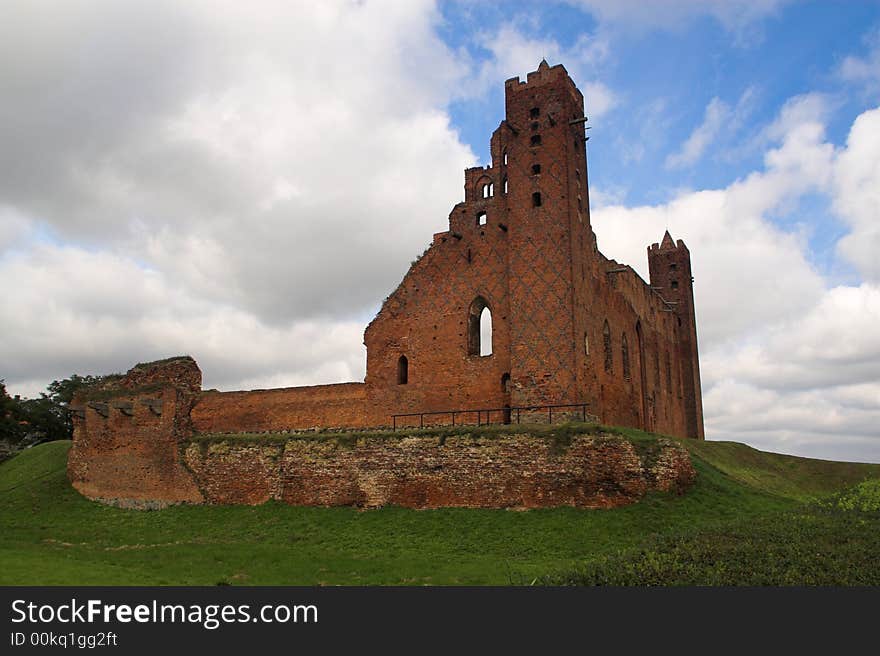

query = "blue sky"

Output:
[[1, 0, 879, 461], [443, 1, 876, 199]]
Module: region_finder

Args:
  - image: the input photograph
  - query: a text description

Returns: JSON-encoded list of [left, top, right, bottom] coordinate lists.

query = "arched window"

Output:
[[502, 150, 508, 166], [477, 211, 487, 226], [502, 177, 508, 194], [397, 355, 408, 385], [622, 332, 631, 381], [603, 320, 612, 373], [467, 296, 492, 356]]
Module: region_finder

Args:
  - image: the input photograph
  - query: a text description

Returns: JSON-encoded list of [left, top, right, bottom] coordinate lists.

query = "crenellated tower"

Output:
[[648, 231, 704, 439], [497, 59, 595, 407]]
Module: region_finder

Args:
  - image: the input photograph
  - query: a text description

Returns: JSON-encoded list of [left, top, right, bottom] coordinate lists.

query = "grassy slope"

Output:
[[1, 433, 878, 586]]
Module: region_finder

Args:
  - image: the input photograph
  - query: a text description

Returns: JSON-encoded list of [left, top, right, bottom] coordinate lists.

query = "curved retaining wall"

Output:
[[182, 431, 695, 509]]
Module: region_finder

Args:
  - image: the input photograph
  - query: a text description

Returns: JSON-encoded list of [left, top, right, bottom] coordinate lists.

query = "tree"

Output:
[[0, 380, 26, 443], [0, 374, 119, 445]]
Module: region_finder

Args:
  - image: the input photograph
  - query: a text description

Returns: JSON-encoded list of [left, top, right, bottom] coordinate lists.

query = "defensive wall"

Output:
[[67, 357, 695, 509]]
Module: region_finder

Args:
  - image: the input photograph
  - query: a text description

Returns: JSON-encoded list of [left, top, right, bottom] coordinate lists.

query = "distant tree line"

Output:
[[1, 374, 116, 447]]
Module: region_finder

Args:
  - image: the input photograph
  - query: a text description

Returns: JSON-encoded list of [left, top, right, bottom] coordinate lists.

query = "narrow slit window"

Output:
[[532, 192, 542, 207], [603, 321, 612, 373], [530, 107, 540, 118], [397, 355, 408, 385], [622, 333, 631, 381], [502, 150, 508, 165], [530, 135, 541, 146], [532, 164, 541, 175], [502, 177, 508, 194]]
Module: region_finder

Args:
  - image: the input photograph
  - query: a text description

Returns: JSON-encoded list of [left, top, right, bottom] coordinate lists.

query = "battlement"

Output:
[[504, 60, 582, 101]]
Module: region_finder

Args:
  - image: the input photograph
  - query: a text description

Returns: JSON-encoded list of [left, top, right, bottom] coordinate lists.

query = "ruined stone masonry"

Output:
[[68, 62, 703, 509]]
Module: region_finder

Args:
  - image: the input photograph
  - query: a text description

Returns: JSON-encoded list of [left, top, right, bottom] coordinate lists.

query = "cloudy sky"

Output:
[[2, 0, 879, 462]]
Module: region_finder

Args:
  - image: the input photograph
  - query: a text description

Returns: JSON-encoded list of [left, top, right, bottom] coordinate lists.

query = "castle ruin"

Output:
[[68, 62, 703, 509]]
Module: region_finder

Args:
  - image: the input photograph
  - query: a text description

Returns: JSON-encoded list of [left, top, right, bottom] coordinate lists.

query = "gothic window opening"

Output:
[[670, 263, 677, 271], [501, 373, 511, 393], [622, 333, 631, 381], [502, 150, 508, 166], [530, 107, 540, 118], [530, 135, 542, 146], [603, 320, 612, 374], [532, 192, 542, 207], [482, 182, 494, 198], [532, 163, 541, 175], [502, 177, 508, 194], [468, 297, 493, 357], [397, 355, 408, 385], [477, 211, 487, 226]]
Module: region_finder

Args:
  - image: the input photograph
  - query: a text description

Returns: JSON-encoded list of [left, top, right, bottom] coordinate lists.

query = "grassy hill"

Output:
[[1, 427, 878, 585]]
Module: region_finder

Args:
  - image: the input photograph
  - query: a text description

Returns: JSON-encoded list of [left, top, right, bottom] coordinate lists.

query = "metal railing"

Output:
[[391, 402, 591, 430]]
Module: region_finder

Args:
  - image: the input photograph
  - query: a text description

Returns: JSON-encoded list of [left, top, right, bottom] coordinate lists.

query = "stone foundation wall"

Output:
[[182, 431, 696, 509]]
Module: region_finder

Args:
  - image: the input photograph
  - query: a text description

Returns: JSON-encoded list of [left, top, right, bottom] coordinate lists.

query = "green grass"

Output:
[[1, 435, 878, 586]]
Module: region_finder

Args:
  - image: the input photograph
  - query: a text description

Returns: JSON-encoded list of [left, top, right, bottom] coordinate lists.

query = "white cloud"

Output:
[[833, 107, 880, 282], [840, 26, 880, 93], [464, 23, 616, 119], [0, 0, 472, 393], [665, 97, 731, 169], [666, 88, 758, 169], [0, 243, 368, 397], [0, 0, 476, 325]]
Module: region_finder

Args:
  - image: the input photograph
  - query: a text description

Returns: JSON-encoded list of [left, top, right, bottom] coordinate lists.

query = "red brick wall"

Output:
[[182, 432, 696, 509], [192, 383, 372, 433], [67, 357, 204, 508]]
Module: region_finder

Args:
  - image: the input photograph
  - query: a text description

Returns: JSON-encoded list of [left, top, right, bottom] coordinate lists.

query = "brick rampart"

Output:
[[183, 431, 695, 509], [192, 383, 372, 433]]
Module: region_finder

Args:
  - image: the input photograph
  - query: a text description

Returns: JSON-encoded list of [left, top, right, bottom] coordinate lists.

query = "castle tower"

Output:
[[364, 61, 703, 439], [497, 60, 594, 407], [648, 231, 704, 439]]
